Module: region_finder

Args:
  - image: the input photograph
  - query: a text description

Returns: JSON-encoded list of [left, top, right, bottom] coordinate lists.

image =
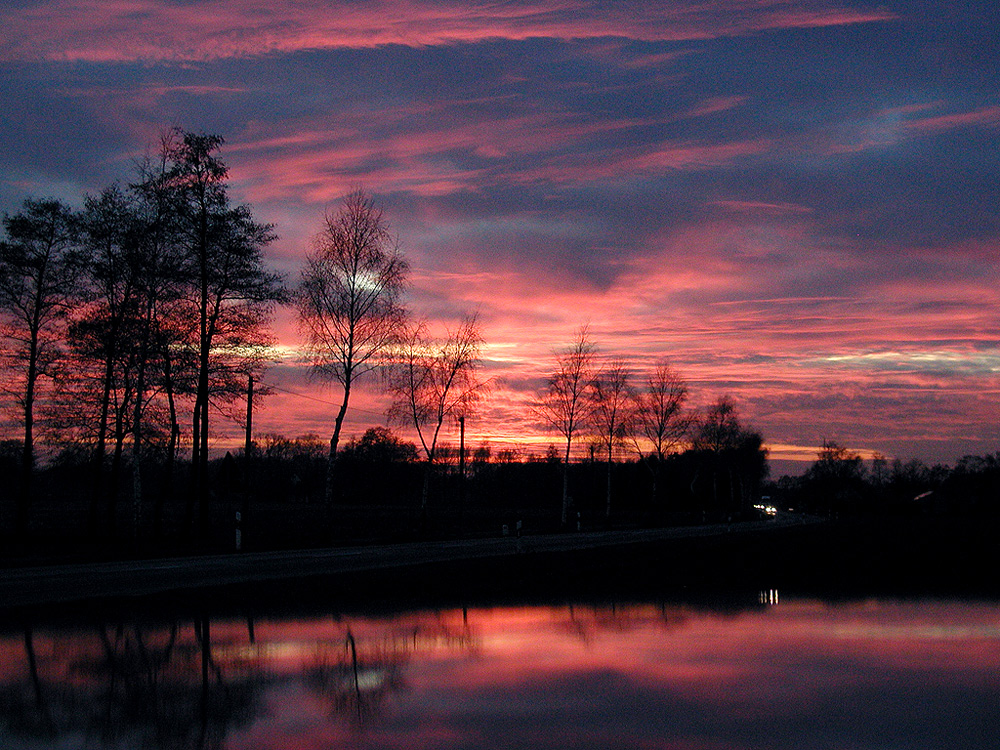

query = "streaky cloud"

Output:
[[1, 0, 897, 63]]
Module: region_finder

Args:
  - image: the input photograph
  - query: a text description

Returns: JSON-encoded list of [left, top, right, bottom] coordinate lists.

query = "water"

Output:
[[2, 593, 999, 749]]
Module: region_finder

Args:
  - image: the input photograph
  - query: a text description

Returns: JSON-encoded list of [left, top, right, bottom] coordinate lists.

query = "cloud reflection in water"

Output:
[[1, 598, 999, 749]]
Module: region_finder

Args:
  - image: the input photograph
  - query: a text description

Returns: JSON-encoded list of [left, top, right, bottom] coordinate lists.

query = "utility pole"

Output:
[[243, 375, 254, 520], [245, 375, 254, 459], [458, 415, 466, 504]]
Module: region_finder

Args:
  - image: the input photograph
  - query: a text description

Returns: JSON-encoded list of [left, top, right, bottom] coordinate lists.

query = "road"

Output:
[[0, 515, 819, 607]]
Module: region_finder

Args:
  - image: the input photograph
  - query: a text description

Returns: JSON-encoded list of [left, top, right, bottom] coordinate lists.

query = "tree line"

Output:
[[775, 440, 1000, 519], [0, 130, 284, 539], [535, 326, 767, 526], [1, 128, 767, 550]]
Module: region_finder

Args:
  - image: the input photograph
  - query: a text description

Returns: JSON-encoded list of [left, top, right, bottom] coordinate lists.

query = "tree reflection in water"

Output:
[[1, 615, 263, 749], [0, 608, 481, 747], [304, 614, 480, 728], [5, 595, 999, 750], [0, 629, 58, 741], [305, 628, 406, 726]]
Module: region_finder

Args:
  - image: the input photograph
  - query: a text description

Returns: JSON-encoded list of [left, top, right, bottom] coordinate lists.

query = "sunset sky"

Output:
[[2, 0, 999, 472]]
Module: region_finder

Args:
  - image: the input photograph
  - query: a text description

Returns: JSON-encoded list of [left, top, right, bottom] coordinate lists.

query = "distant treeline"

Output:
[[0, 417, 768, 557], [771, 441, 1000, 518]]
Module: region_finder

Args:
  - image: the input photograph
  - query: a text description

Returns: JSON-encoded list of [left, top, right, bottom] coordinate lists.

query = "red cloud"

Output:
[[1, 0, 897, 63], [904, 105, 1000, 133]]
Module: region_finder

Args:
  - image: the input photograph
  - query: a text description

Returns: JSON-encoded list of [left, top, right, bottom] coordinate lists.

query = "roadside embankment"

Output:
[[0, 516, 819, 608]]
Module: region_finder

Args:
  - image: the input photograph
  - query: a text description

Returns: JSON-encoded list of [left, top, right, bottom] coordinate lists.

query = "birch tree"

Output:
[[589, 358, 632, 520], [388, 315, 487, 511], [297, 189, 409, 506], [535, 327, 596, 527]]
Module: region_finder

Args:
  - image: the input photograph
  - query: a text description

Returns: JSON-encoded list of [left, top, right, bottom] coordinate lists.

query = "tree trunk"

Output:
[[458, 416, 466, 505], [157, 358, 178, 541], [243, 375, 253, 519], [186, 398, 200, 536], [131, 302, 152, 546], [17, 333, 39, 533], [109, 421, 126, 538], [325, 381, 351, 507], [90, 354, 115, 535], [131, 407, 143, 546], [605, 441, 613, 521], [196, 198, 210, 542], [421, 459, 432, 512], [197, 377, 209, 538], [561, 438, 572, 527]]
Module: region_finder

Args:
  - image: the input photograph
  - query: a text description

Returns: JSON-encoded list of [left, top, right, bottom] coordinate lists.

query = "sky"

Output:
[[1, 0, 999, 472]]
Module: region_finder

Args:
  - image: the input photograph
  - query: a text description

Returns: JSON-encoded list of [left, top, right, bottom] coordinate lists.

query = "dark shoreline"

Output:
[[2, 514, 998, 619], [0, 517, 808, 608]]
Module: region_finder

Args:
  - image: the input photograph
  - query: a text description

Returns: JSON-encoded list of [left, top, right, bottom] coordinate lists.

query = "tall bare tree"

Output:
[[692, 396, 767, 514], [69, 151, 191, 540], [159, 129, 285, 535], [126, 141, 192, 542], [297, 189, 409, 506], [589, 358, 632, 521], [630, 362, 691, 507], [0, 198, 83, 530], [74, 185, 141, 532], [388, 315, 487, 511], [535, 326, 596, 527]]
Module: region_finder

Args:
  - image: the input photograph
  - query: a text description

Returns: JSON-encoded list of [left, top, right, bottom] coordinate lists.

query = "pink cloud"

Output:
[[223, 103, 769, 206], [903, 104, 1000, 133], [710, 200, 814, 216], [682, 95, 748, 119], [1, 0, 897, 63]]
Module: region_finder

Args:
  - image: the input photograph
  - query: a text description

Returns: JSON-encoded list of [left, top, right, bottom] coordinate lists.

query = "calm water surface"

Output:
[[2, 593, 999, 749]]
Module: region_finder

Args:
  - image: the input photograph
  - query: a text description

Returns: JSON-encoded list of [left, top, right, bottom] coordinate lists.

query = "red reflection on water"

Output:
[[2, 599, 1000, 749]]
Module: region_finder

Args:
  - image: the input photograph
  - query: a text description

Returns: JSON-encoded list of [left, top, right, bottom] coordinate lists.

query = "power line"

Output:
[[257, 380, 388, 418], [256, 380, 562, 457]]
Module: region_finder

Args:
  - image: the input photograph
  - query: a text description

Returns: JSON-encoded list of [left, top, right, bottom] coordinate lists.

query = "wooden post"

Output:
[[245, 375, 254, 459], [458, 415, 466, 504], [243, 375, 254, 519]]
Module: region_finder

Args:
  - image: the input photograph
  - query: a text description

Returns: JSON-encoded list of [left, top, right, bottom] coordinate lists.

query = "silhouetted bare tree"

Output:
[[801, 440, 866, 515], [297, 189, 409, 506], [630, 362, 691, 507], [388, 315, 487, 511], [692, 396, 767, 514], [159, 129, 285, 536], [535, 326, 596, 527], [589, 358, 632, 520], [71, 167, 188, 539], [0, 198, 83, 529], [73, 184, 143, 532]]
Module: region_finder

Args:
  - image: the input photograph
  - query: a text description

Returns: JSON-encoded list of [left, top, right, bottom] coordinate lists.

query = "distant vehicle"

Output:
[[753, 503, 778, 518]]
